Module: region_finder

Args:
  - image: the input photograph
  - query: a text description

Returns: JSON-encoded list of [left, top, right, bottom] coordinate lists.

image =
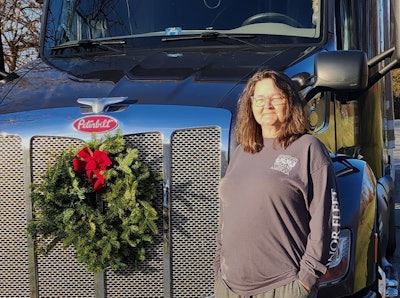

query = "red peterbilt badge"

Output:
[[73, 115, 118, 133]]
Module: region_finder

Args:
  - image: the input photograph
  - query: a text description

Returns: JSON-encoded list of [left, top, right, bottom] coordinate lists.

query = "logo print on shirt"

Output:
[[271, 155, 298, 175]]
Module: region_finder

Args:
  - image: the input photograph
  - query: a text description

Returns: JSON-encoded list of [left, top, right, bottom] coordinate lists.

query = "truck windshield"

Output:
[[43, 0, 322, 55]]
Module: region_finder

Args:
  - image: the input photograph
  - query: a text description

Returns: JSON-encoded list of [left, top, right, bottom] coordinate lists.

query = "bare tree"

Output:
[[0, 0, 42, 72]]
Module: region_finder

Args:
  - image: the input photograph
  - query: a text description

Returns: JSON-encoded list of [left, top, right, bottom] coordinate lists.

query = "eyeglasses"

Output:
[[251, 95, 286, 107]]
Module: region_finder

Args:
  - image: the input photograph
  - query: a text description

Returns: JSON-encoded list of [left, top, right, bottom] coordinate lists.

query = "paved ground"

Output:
[[388, 119, 400, 297]]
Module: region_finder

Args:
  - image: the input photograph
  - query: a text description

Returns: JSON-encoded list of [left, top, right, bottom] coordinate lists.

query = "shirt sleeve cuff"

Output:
[[298, 269, 318, 290]]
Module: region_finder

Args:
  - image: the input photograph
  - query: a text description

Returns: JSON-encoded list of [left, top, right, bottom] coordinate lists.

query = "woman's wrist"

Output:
[[298, 280, 311, 293]]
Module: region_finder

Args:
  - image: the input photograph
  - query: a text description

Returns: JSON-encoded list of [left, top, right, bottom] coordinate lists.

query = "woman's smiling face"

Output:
[[252, 78, 287, 138]]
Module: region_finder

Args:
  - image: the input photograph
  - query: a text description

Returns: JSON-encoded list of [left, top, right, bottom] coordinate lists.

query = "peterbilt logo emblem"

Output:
[[73, 115, 118, 133]]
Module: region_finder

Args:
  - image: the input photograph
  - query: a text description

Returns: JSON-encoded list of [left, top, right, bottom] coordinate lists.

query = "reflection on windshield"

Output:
[[44, 0, 321, 52]]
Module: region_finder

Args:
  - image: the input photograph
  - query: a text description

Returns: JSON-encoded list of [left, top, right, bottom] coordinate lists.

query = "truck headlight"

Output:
[[319, 229, 351, 286]]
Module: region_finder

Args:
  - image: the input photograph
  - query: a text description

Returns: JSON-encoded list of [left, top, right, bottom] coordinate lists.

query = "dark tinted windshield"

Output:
[[43, 0, 322, 54]]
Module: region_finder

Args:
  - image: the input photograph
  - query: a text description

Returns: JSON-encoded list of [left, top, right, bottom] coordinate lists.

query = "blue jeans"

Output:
[[214, 275, 318, 298]]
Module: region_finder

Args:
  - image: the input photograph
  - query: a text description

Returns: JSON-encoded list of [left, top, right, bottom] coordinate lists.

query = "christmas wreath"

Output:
[[27, 131, 160, 273]]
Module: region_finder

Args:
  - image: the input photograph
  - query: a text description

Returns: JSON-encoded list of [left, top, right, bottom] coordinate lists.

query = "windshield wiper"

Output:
[[161, 31, 258, 47], [51, 39, 126, 54]]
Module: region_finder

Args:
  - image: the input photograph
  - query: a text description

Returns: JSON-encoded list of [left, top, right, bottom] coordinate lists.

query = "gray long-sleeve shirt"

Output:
[[214, 134, 340, 296]]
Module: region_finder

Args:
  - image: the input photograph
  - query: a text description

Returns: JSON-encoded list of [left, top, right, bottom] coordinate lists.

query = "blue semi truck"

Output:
[[1, 0, 400, 297]]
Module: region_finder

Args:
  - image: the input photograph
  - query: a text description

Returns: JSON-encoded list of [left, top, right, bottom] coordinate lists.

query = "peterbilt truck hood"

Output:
[[0, 46, 318, 115]]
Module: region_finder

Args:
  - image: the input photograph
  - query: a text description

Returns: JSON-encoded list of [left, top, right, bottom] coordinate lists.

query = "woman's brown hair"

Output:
[[235, 69, 310, 153]]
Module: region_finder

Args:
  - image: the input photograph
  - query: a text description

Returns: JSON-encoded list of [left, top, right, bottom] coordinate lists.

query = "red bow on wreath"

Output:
[[73, 147, 112, 191]]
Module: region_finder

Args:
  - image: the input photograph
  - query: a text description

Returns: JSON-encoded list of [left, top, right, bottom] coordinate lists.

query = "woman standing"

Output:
[[214, 69, 340, 298]]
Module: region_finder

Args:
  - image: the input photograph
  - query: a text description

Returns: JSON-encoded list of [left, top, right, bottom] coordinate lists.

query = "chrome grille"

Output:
[[0, 135, 31, 298], [3, 127, 221, 297]]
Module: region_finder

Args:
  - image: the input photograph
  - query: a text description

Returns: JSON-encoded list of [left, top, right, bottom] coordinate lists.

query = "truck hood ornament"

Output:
[[77, 97, 128, 113]]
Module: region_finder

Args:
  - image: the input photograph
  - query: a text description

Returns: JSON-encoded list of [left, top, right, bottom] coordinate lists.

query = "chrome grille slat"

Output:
[[105, 132, 164, 298], [170, 127, 221, 298], [31, 137, 95, 298], [0, 135, 31, 298]]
